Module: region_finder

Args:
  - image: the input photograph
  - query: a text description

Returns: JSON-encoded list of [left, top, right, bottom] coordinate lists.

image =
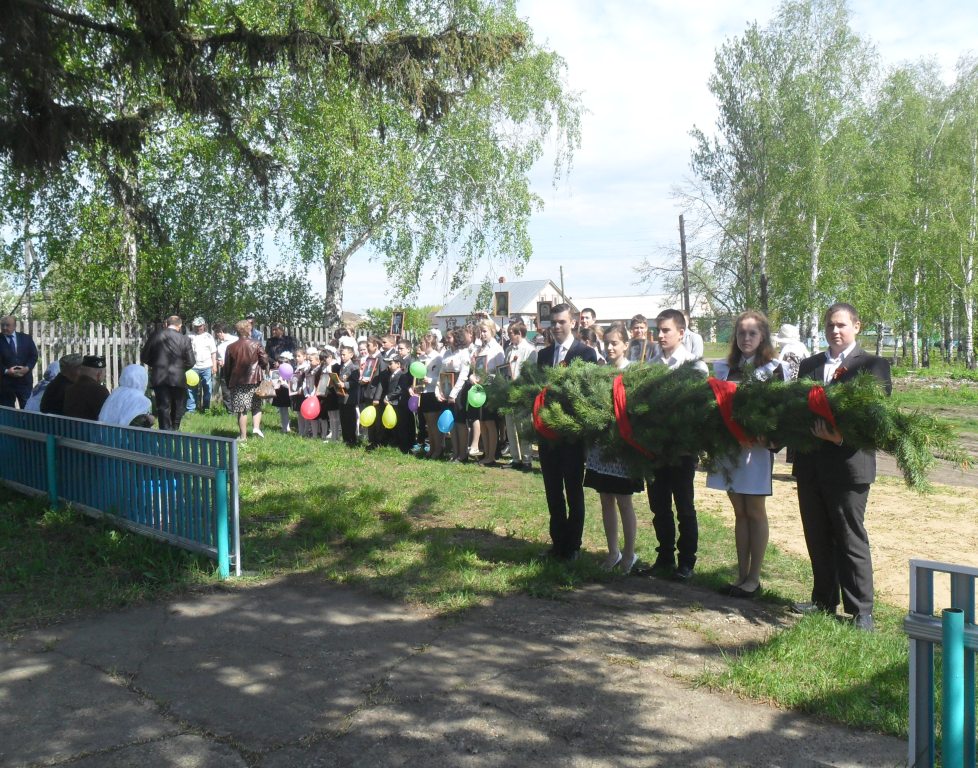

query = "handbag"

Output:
[[255, 377, 276, 398]]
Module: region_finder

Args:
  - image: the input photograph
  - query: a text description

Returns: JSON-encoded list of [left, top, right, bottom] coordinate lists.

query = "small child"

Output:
[[272, 351, 294, 433], [305, 350, 321, 439], [292, 348, 310, 436], [320, 346, 341, 442], [335, 343, 361, 446]]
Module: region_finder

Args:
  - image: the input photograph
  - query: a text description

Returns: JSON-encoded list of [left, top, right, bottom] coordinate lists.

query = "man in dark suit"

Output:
[[536, 303, 598, 561], [140, 315, 195, 431], [0, 315, 39, 408], [792, 302, 891, 632]]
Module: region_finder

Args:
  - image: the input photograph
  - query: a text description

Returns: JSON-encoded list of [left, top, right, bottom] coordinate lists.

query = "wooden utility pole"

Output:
[[679, 215, 690, 315]]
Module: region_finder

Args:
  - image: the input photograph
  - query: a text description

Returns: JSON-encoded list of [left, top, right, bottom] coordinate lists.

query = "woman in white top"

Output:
[[502, 321, 537, 470], [583, 324, 643, 572], [437, 328, 471, 462], [468, 319, 505, 466], [413, 337, 445, 459], [706, 310, 783, 598]]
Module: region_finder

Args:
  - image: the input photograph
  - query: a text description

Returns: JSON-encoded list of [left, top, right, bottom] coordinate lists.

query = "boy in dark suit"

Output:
[[536, 304, 598, 561], [792, 302, 891, 632]]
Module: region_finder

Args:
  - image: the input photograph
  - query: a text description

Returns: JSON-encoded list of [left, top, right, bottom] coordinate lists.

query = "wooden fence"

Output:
[[12, 321, 345, 391]]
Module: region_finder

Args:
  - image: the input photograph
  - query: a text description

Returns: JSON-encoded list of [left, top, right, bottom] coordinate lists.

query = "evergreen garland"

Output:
[[488, 360, 968, 491]]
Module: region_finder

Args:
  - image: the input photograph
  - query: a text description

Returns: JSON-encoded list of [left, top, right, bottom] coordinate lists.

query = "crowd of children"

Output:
[[263, 320, 544, 468]]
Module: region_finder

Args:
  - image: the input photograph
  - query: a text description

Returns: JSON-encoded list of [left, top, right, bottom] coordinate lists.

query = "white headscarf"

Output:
[[99, 364, 152, 426], [24, 361, 60, 412]]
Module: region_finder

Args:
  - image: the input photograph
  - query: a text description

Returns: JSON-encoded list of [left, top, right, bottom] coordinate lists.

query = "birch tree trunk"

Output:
[[116, 163, 139, 328], [910, 267, 920, 368], [808, 214, 821, 352]]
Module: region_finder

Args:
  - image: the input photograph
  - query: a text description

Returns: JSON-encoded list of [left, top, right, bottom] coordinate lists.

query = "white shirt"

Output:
[[191, 332, 217, 368], [651, 343, 709, 374], [823, 342, 856, 384], [216, 334, 238, 365], [552, 335, 574, 366]]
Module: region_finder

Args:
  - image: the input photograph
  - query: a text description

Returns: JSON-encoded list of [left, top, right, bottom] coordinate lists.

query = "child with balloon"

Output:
[[272, 351, 295, 433]]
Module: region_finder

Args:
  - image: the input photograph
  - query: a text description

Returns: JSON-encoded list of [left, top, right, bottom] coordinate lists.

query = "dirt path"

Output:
[[698, 452, 978, 610]]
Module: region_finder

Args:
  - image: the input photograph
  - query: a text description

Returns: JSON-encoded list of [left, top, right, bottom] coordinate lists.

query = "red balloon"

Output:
[[300, 395, 321, 420]]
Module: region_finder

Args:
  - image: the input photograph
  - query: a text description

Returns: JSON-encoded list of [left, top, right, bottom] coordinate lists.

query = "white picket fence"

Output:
[[12, 321, 341, 390]]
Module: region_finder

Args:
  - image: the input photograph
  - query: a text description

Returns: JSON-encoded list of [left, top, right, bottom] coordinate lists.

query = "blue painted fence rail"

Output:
[[904, 559, 978, 768], [0, 406, 240, 577]]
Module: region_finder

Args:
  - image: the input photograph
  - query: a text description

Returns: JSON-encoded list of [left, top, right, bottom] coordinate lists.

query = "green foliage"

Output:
[[359, 305, 440, 337], [503, 363, 966, 490]]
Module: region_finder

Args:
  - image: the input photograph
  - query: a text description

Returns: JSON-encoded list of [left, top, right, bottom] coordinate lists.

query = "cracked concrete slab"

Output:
[[0, 644, 179, 767], [2, 574, 906, 768]]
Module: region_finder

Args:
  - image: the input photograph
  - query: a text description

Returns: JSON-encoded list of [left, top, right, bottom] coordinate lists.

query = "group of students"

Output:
[[536, 302, 888, 633], [261, 319, 540, 469]]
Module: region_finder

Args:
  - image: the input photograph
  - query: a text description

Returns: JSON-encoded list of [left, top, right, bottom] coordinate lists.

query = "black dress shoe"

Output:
[[672, 563, 694, 581], [729, 584, 760, 599], [853, 613, 875, 632], [635, 556, 675, 578], [791, 602, 834, 616]]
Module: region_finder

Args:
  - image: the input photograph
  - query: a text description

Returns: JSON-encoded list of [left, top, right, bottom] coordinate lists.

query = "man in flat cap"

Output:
[[63, 355, 109, 420], [40, 353, 84, 415]]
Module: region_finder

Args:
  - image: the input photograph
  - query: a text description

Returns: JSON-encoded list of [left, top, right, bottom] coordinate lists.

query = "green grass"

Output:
[[0, 494, 214, 630], [0, 403, 956, 738]]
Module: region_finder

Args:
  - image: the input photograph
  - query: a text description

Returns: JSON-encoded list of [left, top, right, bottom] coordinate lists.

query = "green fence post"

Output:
[[215, 469, 229, 579], [45, 434, 58, 507], [942, 608, 965, 768]]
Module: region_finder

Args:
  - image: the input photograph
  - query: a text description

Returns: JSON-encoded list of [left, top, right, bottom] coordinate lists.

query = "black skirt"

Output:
[[420, 391, 440, 414], [272, 386, 291, 408], [584, 468, 644, 496]]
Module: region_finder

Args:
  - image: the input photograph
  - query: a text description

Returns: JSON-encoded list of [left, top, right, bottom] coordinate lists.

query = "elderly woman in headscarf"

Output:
[[24, 360, 60, 412], [98, 364, 155, 427]]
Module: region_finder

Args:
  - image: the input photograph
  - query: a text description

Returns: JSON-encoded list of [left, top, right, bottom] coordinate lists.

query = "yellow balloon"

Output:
[[359, 405, 377, 427], [382, 403, 397, 429], [185, 369, 200, 387]]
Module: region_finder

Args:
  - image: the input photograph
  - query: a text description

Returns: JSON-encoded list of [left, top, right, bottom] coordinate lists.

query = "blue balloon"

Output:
[[437, 409, 454, 434]]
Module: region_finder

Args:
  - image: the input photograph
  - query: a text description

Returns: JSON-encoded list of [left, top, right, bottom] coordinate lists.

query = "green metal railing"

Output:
[[904, 559, 978, 767], [0, 407, 240, 577]]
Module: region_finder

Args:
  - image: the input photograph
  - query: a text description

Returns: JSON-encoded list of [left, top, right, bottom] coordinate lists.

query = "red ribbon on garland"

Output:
[[706, 377, 751, 446], [532, 387, 560, 441], [612, 374, 656, 459], [807, 385, 838, 430]]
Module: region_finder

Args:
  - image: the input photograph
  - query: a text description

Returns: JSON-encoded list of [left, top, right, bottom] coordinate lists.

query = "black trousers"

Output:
[[339, 405, 358, 446], [0, 385, 30, 409], [154, 385, 188, 431], [647, 455, 698, 568], [538, 440, 587, 557], [796, 479, 874, 615], [395, 403, 416, 453]]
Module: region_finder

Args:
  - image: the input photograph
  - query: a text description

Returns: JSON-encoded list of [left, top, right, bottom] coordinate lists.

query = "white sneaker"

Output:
[[253, 429, 265, 438]]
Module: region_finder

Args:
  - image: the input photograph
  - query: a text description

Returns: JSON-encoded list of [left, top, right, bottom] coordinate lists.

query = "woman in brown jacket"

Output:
[[222, 319, 270, 440]]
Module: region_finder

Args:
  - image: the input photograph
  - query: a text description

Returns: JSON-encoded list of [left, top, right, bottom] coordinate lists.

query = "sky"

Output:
[[323, 0, 978, 315]]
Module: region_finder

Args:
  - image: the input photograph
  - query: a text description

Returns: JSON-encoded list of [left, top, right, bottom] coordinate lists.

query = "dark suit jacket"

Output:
[[0, 331, 38, 394], [792, 345, 892, 486], [141, 328, 195, 388], [536, 338, 599, 369]]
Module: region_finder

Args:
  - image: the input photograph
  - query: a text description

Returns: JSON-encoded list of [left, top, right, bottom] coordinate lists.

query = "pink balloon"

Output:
[[300, 395, 321, 420], [279, 363, 294, 380], [408, 394, 420, 413]]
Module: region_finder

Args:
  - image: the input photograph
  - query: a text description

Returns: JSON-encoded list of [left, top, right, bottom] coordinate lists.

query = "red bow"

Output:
[[807, 385, 837, 430], [832, 365, 848, 381], [532, 387, 559, 441], [707, 377, 751, 446], [613, 374, 656, 459]]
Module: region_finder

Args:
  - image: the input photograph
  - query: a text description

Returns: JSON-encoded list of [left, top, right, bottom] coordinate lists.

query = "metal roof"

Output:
[[435, 279, 568, 317]]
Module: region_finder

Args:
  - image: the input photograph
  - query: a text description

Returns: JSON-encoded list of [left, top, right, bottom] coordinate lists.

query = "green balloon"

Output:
[[467, 385, 487, 408], [409, 361, 427, 379]]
